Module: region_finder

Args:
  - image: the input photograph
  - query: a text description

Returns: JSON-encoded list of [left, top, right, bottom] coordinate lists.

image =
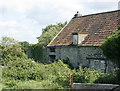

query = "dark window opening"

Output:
[[49, 55, 56, 62], [73, 34, 78, 45], [50, 47, 55, 52]]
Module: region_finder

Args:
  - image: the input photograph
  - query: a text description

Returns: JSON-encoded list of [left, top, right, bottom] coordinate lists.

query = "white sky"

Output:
[[0, 0, 119, 44]]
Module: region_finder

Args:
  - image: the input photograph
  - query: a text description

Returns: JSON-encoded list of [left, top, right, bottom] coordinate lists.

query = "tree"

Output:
[[19, 41, 29, 55], [101, 27, 120, 68], [101, 27, 120, 81], [0, 37, 27, 65], [30, 44, 45, 63]]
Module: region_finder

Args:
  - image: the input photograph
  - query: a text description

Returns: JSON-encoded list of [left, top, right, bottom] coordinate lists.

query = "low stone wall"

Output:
[[72, 83, 120, 90]]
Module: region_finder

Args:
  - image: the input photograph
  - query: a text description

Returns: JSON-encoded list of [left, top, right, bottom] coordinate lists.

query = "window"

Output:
[[73, 34, 78, 45], [50, 47, 55, 52], [72, 33, 88, 45], [49, 55, 56, 62]]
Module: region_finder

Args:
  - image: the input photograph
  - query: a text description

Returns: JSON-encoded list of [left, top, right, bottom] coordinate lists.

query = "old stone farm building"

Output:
[[47, 10, 120, 72]]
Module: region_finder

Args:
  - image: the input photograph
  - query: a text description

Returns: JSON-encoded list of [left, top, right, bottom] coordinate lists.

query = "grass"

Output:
[[4, 80, 63, 89], [0, 83, 2, 91]]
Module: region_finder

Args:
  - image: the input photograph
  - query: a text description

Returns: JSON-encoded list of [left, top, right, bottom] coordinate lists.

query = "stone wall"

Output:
[[47, 46, 115, 72], [72, 83, 120, 90]]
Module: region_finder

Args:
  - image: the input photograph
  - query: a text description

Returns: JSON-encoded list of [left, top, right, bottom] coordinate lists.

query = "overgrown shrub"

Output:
[[2, 59, 107, 89], [46, 60, 72, 88], [2, 58, 45, 81], [72, 66, 104, 83], [94, 69, 120, 84], [2, 60, 72, 89], [62, 58, 74, 69]]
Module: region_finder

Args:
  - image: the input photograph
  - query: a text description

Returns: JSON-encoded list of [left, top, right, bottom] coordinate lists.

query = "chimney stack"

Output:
[[73, 11, 82, 18]]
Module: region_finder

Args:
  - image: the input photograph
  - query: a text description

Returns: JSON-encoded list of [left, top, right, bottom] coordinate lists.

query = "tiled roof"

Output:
[[47, 10, 120, 47]]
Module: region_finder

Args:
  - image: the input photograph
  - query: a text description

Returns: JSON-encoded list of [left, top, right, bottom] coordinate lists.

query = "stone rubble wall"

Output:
[[72, 83, 120, 90], [47, 46, 115, 72]]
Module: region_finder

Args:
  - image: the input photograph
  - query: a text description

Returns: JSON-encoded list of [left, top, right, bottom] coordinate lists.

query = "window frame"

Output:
[[73, 33, 78, 45]]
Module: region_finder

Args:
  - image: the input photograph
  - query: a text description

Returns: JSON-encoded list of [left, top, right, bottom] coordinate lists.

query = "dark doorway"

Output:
[[49, 55, 56, 62]]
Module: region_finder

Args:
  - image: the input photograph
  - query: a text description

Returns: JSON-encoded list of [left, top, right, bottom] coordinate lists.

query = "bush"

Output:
[[2, 60, 72, 89], [2, 58, 45, 81], [42, 60, 72, 88], [72, 66, 104, 83], [94, 69, 120, 84], [2, 59, 106, 89], [62, 58, 74, 69]]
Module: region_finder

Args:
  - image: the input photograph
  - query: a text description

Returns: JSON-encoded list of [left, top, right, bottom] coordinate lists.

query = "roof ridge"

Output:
[[73, 9, 120, 19]]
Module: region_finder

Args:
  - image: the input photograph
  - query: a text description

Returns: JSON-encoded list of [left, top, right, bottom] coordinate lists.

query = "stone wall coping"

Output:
[[73, 83, 119, 86], [72, 83, 120, 90]]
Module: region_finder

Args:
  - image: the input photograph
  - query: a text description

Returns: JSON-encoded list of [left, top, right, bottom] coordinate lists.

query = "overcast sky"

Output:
[[0, 0, 119, 44]]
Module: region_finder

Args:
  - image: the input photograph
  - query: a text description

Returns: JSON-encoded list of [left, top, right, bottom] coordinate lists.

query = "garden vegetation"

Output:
[[1, 23, 120, 89]]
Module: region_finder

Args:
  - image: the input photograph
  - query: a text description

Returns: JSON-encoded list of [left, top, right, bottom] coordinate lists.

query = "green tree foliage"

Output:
[[101, 27, 120, 68], [2, 58, 45, 81], [0, 37, 27, 65], [30, 44, 45, 63], [37, 22, 67, 47], [101, 27, 120, 81], [72, 67, 103, 83], [19, 41, 29, 55], [95, 70, 119, 84]]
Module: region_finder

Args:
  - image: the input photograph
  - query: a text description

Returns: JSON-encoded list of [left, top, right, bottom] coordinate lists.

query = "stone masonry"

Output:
[[47, 46, 114, 73]]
